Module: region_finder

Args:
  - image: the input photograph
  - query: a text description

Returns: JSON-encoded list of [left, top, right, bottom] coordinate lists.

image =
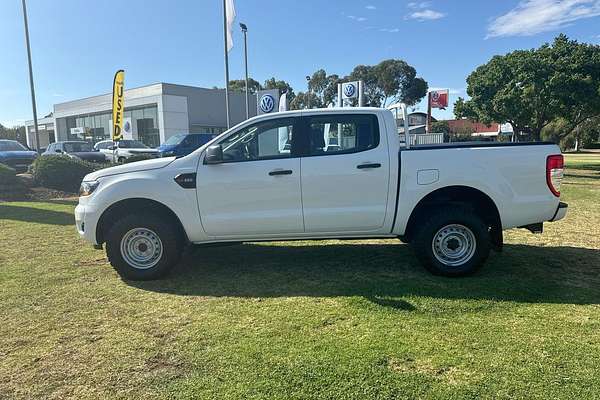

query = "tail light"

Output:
[[546, 154, 564, 197]]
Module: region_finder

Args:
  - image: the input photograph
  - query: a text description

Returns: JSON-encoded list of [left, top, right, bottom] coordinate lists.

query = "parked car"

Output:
[[75, 108, 567, 280], [157, 133, 216, 158], [0, 139, 38, 172], [94, 140, 158, 163], [43, 141, 106, 163]]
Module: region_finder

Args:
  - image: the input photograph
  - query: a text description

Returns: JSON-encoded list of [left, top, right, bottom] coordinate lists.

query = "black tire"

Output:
[[105, 214, 182, 280], [411, 205, 490, 277], [118, 157, 126, 163]]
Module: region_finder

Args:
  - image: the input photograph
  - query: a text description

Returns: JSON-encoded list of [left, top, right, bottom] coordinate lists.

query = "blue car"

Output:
[[0, 139, 38, 172], [157, 133, 216, 158]]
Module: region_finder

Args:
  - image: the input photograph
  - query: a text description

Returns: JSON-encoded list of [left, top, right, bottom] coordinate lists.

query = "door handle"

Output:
[[269, 169, 293, 176], [357, 163, 381, 169]]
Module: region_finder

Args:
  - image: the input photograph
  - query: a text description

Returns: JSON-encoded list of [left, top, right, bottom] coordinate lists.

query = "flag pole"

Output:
[[21, 0, 40, 154], [222, 0, 231, 129]]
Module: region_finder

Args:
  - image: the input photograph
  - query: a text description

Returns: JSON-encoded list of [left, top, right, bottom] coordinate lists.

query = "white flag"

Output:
[[225, 0, 236, 52], [279, 91, 288, 112]]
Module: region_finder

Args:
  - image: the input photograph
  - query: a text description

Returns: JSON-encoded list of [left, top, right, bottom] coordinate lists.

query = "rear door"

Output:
[[300, 113, 390, 233], [196, 116, 304, 237]]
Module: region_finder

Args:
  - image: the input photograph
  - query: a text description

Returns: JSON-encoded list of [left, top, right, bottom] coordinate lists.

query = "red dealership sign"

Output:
[[429, 90, 449, 109]]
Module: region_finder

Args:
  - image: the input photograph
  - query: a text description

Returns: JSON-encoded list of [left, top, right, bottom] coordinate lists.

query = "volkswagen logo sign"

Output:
[[260, 94, 275, 113], [343, 83, 356, 98], [123, 120, 131, 133]]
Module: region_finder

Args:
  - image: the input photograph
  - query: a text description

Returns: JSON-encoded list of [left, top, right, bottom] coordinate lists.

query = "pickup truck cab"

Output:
[[75, 108, 567, 280]]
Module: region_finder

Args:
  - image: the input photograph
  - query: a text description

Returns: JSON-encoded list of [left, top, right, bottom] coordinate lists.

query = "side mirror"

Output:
[[55, 149, 62, 153], [204, 144, 223, 164]]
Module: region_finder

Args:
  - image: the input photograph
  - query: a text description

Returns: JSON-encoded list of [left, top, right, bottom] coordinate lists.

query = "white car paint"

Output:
[[75, 108, 566, 249], [94, 140, 159, 162]]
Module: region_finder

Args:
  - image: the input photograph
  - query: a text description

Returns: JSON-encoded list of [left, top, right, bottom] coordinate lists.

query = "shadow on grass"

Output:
[[131, 242, 600, 306], [0, 204, 74, 225]]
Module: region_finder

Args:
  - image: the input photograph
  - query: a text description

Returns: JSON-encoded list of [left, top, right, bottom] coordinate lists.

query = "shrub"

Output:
[[0, 163, 27, 198], [123, 154, 156, 164], [31, 155, 105, 193], [0, 163, 18, 185]]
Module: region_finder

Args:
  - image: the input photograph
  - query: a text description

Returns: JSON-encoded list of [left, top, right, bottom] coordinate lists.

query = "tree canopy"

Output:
[[290, 59, 428, 110], [455, 34, 600, 141]]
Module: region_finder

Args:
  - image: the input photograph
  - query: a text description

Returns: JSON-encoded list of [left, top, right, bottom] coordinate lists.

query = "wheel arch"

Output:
[[402, 185, 503, 249], [95, 198, 189, 245]]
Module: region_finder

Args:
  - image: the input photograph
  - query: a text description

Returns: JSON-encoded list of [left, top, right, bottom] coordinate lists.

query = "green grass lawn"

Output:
[[1, 154, 599, 399]]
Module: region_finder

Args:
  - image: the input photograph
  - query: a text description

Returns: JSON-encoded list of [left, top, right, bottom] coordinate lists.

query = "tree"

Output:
[[289, 91, 321, 110], [348, 59, 428, 107], [307, 69, 341, 108], [0, 124, 27, 146], [455, 34, 600, 141], [228, 78, 262, 94], [263, 77, 295, 103]]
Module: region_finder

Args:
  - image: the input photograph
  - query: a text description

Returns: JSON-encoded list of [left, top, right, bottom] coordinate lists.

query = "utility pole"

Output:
[[21, 0, 40, 153], [240, 23, 249, 120]]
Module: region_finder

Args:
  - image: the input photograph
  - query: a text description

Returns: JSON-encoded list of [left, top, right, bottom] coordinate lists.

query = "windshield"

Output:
[[163, 134, 186, 146], [119, 140, 148, 149], [0, 141, 27, 151], [64, 142, 93, 152]]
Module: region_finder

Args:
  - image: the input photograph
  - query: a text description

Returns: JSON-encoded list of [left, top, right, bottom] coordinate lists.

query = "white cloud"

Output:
[[347, 15, 367, 22], [407, 1, 432, 9], [407, 9, 445, 21], [380, 28, 400, 33], [487, 0, 600, 38], [365, 5, 376, 10]]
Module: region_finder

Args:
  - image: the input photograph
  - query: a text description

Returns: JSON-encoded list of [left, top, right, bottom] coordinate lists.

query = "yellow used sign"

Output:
[[111, 70, 125, 141]]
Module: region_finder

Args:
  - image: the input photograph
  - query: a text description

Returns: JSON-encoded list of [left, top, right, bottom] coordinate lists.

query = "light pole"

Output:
[[21, 0, 40, 153], [240, 22, 249, 120], [306, 75, 311, 109]]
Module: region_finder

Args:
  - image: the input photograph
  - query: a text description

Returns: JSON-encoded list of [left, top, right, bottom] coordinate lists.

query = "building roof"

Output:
[[446, 119, 500, 135]]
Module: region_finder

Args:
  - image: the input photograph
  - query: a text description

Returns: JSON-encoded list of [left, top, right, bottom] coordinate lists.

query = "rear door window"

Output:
[[303, 114, 379, 156]]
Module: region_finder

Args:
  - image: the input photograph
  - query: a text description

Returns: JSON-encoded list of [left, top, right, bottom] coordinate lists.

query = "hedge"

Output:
[[0, 163, 27, 198], [31, 155, 108, 193], [0, 163, 18, 186]]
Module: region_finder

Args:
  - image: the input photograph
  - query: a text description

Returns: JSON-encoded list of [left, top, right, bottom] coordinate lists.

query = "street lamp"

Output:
[[240, 22, 249, 120], [21, 0, 40, 153], [306, 75, 311, 109]]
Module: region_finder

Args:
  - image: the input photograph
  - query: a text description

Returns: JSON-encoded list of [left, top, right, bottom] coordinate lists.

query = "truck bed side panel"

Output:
[[393, 143, 562, 234]]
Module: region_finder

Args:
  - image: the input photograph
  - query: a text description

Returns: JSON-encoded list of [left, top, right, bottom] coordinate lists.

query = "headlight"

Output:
[[79, 180, 100, 197]]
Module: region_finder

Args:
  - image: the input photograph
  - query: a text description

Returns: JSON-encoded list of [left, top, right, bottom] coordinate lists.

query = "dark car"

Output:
[[0, 139, 38, 172], [157, 133, 216, 158], [43, 141, 106, 163]]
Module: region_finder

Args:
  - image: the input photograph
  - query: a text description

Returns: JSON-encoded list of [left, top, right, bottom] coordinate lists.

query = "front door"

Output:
[[196, 117, 303, 237], [300, 113, 390, 233]]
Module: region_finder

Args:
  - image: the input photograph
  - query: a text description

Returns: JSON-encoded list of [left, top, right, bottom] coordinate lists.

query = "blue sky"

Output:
[[1, 0, 600, 127]]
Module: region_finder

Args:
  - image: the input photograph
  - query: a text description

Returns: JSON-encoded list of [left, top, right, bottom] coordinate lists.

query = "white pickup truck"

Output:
[[75, 108, 567, 280]]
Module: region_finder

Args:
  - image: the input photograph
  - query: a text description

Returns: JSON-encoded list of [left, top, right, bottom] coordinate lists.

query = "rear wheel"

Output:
[[106, 214, 182, 280], [412, 206, 490, 277], [117, 156, 126, 163]]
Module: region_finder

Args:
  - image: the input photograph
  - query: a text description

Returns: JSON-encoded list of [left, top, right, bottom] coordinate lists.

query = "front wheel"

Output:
[[106, 214, 182, 280], [412, 206, 491, 277]]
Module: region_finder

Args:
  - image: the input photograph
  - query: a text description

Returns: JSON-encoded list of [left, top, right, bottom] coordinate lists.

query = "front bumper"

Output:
[[75, 201, 102, 245], [550, 202, 568, 222]]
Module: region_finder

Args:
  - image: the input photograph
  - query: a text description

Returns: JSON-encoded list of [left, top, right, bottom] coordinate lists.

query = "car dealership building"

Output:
[[25, 83, 257, 150]]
